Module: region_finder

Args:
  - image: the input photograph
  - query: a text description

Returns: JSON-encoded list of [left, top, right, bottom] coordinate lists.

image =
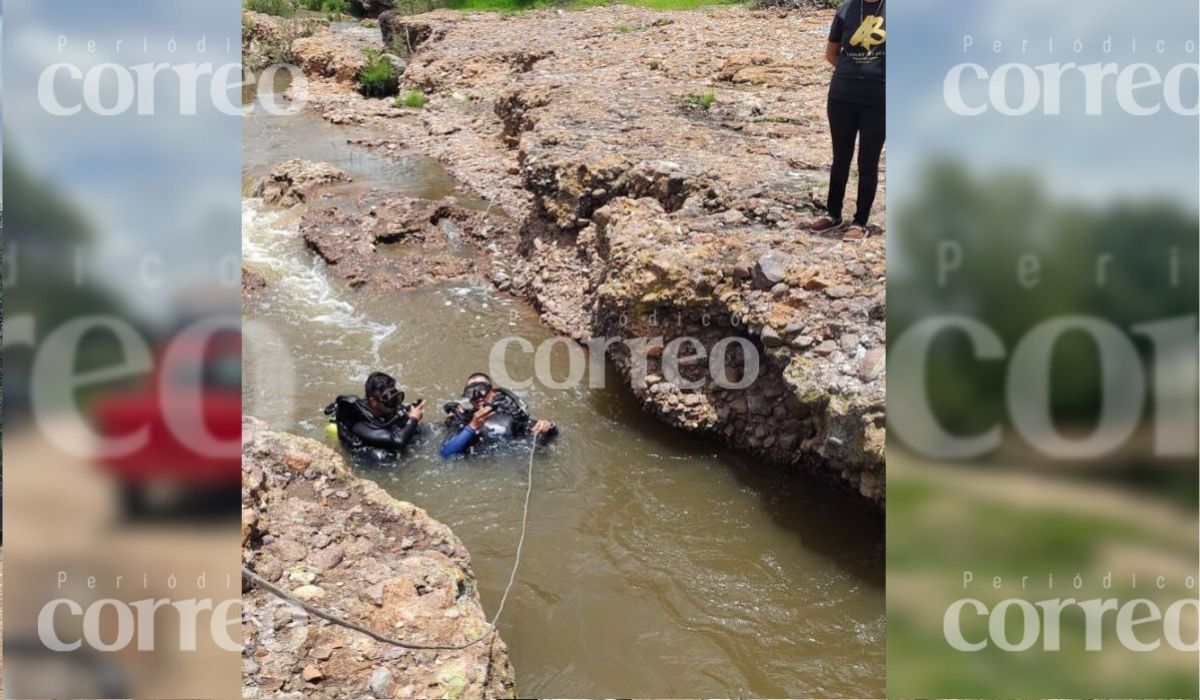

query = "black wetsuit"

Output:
[[325, 395, 419, 461], [440, 388, 557, 457]]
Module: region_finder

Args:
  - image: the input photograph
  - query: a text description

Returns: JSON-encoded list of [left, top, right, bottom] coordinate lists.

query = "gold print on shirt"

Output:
[[850, 15, 886, 54]]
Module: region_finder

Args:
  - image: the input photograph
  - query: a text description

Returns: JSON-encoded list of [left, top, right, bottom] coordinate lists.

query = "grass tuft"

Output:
[[244, 0, 296, 17], [682, 90, 716, 110], [396, 89, 429, 109], [358, 48, 401, 97]]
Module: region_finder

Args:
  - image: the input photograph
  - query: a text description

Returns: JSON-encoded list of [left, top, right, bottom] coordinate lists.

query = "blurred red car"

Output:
[[92, 329, 241, 516]]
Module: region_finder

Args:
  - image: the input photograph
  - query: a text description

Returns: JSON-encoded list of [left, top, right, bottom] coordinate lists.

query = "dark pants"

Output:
[[826, 97, 886, 226]]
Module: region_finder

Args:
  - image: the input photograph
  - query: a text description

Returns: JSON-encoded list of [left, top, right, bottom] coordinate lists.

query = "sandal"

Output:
[[843, 224, 868, 240], [809, 215, 843, 233]]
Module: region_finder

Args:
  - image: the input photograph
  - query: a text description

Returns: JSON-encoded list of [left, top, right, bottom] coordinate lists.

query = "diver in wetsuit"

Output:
[[325, 372, 426, 461], [440, 373, 557, 458]]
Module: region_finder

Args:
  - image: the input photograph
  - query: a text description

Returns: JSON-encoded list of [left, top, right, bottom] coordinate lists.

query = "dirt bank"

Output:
[[241, 418, 516, 699], [247, 4, 884, 502]]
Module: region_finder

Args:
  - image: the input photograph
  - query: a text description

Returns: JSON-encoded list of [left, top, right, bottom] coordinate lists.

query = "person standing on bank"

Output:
[[810, 0, 886, 240]]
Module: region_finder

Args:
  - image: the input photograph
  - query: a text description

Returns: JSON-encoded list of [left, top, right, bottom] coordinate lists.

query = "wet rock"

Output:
[[297, 194, 486, 290], [242, 267, 268, 302], [252, 159, 351, 207]]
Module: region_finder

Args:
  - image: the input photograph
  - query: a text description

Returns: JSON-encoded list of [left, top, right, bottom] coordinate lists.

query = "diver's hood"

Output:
[[328, 395, 404, 431]]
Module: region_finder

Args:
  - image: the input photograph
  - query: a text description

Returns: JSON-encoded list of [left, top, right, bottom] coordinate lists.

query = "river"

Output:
[[241, 56, 883, 698]]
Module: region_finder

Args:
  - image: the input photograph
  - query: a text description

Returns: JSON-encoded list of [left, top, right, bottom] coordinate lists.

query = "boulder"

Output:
[[752, 250, 789, 290], [291, 32, 369, 83], [369, 667, 395, 698], [761, 325, 784, 348], [242, 267, 268, 302], [251, 159, 351, 207], [297, 193, 489, 290], [241, 418, 516, 698], [858, 346, 885, 382], [716, 50, 803, 87]]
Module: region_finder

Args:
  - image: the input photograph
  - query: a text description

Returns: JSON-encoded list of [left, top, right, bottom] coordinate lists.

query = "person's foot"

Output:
[[843, 223, 868, 240], [809, 215, 843, 233]]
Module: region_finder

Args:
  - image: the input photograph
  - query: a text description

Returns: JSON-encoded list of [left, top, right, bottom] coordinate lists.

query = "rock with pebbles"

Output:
[[752, 250, 790, 290], [241, 417, 516, 699]]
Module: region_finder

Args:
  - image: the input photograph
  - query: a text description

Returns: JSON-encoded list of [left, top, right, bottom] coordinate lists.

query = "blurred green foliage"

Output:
[[243, 0, 298, 17], [888, 162, 1199, 698], [887, 455, 1199, 698], [2, 157, 136, 412], [889, 161, 1198, 452]]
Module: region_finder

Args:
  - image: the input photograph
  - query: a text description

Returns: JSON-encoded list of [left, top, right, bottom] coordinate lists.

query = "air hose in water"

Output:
[[242, 438, 539, 651]]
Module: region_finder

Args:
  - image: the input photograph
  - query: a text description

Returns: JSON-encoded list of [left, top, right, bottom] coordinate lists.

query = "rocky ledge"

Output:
[[245, 5, 884, 502], [241, 417, 516, 699]]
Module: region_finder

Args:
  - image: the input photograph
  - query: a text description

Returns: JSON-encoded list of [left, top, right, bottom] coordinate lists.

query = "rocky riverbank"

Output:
[[244, 4, 884, 502], [241, 418, 516, 699]]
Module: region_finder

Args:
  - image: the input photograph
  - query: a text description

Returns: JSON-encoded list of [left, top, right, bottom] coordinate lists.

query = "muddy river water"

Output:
[[242, 67, 883, 697]]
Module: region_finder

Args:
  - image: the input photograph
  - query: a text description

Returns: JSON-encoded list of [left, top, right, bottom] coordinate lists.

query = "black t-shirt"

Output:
[[829, 0, 886, 105]]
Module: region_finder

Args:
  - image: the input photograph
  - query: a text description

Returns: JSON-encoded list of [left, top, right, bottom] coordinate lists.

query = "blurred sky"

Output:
[[3, 0, 241, 325], [889, 0, 1200, 210]]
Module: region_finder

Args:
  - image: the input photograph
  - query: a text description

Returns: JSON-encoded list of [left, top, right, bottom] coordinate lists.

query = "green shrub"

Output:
[[683, 91, 716, 110], [358, 49, 400, 97], [299, 0, 346, 14], [396, 90, 428, 109], [244, 0, 296, 17]]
